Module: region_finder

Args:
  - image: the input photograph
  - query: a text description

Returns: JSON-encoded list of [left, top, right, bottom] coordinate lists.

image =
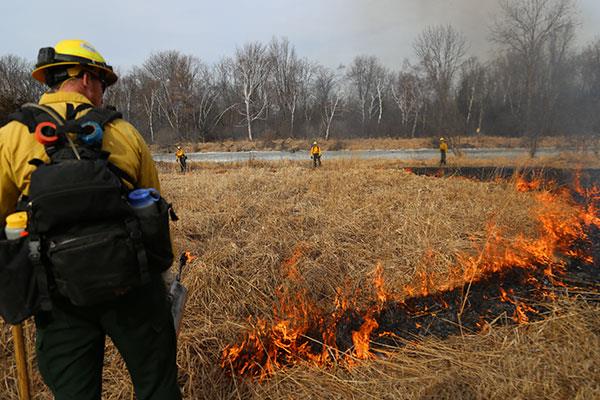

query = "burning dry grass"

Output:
[[249, 301, 599, 400], [0, 159, 598, 399]]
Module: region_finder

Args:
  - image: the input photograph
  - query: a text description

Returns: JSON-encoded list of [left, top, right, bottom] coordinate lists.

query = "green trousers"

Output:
[[34, 274, 181, 400]]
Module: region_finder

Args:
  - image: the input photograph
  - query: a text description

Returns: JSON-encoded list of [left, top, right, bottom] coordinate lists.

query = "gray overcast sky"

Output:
[[2, 0, 599, 72]]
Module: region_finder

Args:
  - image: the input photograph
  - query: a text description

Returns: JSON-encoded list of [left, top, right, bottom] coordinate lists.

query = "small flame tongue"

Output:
[[184, 251, 197, 263]]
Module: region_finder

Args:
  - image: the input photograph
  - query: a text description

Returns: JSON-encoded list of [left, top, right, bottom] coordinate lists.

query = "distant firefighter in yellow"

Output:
[[175, 146, 187, 173], [310, 141, 322, 167], [439, 137, 448, 166]]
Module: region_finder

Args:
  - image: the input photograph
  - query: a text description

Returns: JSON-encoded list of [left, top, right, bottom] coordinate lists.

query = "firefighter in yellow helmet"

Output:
[[175, 146, 187, 173], [310, 140, 322, 167], [0, 40, 181, 399], [439, 137, 448, 166]]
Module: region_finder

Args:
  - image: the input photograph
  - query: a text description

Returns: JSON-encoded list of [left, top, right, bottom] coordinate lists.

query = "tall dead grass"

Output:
[[0, 159, 598, 399]]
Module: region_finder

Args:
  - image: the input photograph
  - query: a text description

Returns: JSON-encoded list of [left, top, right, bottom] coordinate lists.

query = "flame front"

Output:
[[221, 172, 599, 379]]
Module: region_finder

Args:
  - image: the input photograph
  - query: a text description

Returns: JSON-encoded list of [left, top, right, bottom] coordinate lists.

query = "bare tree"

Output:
[[231, 43, 271, 141], [491, 0, 578, 155], [457, 57, 486, 139], [413, 24, 467, 138], [191, 63, 236, 142], [574, 38, 600, 151], [539, 19, 576, 137], [314, 66, 344, 140], [0, 55, 43, 119], [269, 37, 314, 138], [142, 51, 200, 141], [578, 38, 600, 99], [391, 63, 426, 137], [105, 72, 134, 120], [370, 70, 388, 128], [346, 56, 387, 136], [128, 67, 160, 143]]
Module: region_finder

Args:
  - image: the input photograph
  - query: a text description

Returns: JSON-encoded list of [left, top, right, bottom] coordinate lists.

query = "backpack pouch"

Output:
[[29, 159, 130, 233], [0, 236, 40, 324], [47, 221, 143, 306], [137, 197, 174, 273]]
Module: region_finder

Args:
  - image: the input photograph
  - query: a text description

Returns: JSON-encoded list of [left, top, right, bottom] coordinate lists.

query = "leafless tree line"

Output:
[[0, 0, 597, 154]]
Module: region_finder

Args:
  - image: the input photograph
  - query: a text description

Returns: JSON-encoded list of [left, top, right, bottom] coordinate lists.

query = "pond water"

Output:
[[153, 148, 565, 163]]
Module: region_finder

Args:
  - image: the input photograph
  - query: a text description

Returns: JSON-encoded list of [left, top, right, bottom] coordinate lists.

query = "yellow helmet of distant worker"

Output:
[[440, 137, 446, 141], [32, 39, 118, 87], [313, 141, 318, 145]]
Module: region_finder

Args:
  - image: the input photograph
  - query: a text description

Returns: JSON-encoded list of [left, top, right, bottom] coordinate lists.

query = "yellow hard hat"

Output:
[[440, 137, 446, 141], [313, 141, 317, 145], [32, 39, 118, 87]]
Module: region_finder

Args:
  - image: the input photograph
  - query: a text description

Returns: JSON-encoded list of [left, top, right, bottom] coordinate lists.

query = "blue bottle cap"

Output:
[[128, 188, 160, 208]]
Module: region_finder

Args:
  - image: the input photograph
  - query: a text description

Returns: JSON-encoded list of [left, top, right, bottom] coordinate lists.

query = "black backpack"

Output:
[[0, 103, 175, 322]]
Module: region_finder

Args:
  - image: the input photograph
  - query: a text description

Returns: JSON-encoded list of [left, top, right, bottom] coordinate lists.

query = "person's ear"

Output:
[[81, 72, 93, 88]]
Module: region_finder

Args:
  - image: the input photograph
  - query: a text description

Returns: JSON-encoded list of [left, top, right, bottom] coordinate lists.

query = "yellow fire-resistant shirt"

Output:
[[0, 91, 160, 222], [310, 145, 321, 156], [175, 149, 185, 159], [439, 142, 448, 152]]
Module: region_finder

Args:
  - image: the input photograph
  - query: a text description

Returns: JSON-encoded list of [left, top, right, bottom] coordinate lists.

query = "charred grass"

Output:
[[1, 159, 598, 399]]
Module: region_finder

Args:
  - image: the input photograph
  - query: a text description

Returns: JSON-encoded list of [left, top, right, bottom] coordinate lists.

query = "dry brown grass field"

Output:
[[1, 158, 599, 399]]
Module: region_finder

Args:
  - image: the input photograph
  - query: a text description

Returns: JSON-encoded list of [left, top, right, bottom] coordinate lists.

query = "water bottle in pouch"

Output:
[[4, 212, 28, 240], [128, 188, 160, 217]]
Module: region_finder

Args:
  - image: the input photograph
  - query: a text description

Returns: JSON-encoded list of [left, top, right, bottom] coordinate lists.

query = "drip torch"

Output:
[[169, 252, 193, 335]]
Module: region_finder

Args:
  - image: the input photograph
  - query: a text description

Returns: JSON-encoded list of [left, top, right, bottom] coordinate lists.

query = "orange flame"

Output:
[[184, 251, 197, 263], [374, 262, 387, 303], [350, 316, 379, 360]]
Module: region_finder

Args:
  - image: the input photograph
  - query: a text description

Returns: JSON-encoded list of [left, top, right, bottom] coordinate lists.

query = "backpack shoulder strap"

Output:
[[1, 103, 64, 133], [77, 107, 122, 128], [2, 103, 121, 132], [22, 103, 66, 126]]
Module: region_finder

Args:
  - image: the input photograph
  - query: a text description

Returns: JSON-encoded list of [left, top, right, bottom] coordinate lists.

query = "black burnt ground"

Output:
[[336, 258, 598, 355], [407, 167, 599, 189]]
